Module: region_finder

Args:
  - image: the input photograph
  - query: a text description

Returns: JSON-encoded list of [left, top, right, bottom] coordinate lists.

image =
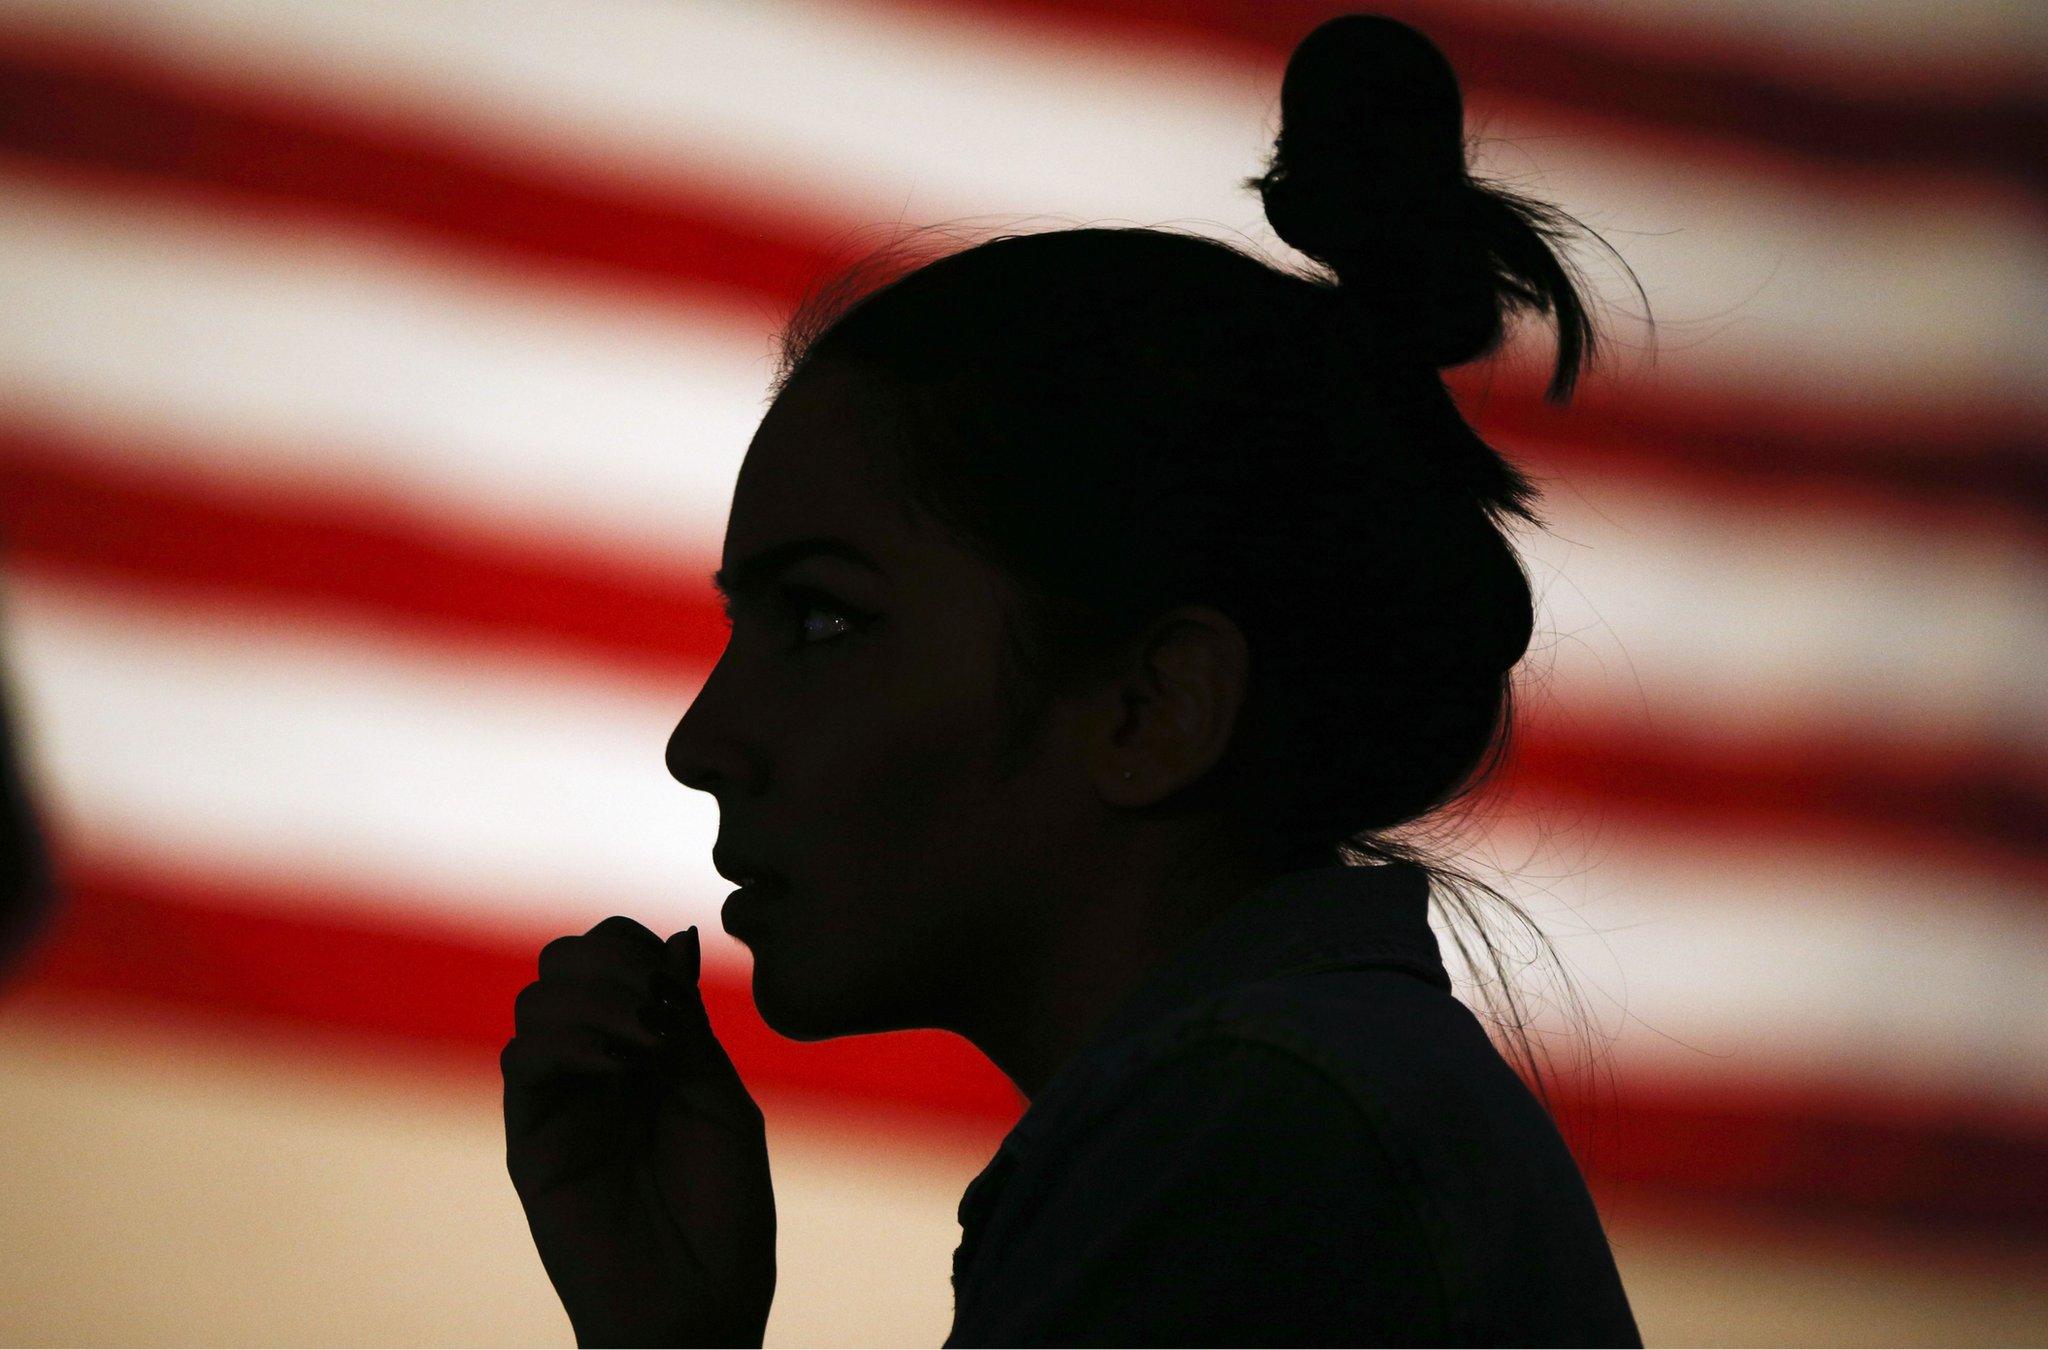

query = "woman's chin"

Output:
[[750, 956, 928, 1044], [748, 957, 851, 1043]]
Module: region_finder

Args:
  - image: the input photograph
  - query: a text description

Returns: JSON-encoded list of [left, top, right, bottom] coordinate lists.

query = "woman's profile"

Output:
[[502, 11, 1650, 1347]]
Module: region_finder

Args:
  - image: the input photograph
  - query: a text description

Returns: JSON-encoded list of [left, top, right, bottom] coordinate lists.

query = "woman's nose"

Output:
[[665, 716, 713, 791]]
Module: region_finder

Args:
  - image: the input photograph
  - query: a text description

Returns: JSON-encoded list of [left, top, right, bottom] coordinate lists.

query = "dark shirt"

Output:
[[943, 862, 1642, 1347]]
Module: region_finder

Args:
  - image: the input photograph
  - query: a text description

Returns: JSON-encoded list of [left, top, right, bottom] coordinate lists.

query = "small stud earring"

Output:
[[1122, 771, 1132, 780]]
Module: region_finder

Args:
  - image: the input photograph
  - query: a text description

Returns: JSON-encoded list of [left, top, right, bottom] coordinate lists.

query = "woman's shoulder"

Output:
[[1165, 962, 1512, 1118], [963, 981, 1640, 1346], [1019, 958, 1598, 1251], [1181, 965, 1582, 1183], [1043, 961, 1501, 1148], [1170, 967, 1643, 1346], [950, 1025, 1454, 1347]]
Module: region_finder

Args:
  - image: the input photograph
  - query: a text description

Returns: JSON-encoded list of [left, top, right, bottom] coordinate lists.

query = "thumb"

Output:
[[653, 927, 761, 1130]]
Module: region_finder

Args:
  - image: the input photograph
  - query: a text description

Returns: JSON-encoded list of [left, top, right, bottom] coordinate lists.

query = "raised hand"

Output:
[[503, 916, 776, 1347]]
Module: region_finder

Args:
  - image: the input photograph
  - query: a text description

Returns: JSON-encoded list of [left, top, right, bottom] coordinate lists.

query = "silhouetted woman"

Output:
[[503, 13, 1648, 1346]]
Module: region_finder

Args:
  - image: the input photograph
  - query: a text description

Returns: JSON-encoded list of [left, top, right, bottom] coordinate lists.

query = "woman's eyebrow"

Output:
[[710, 536, 885, 604]]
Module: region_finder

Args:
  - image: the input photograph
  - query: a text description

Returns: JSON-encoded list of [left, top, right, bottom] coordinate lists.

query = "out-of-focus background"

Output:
[[0, 1, 2042, 1345]]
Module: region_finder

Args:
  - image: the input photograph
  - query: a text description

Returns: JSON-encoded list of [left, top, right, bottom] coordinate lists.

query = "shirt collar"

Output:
[[1077, 859, 1446, 1056], [1011, 860, 1448, 1145]]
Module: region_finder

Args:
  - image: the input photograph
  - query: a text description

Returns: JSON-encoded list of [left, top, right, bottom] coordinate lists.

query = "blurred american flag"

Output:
[[0, 0, 2042, 1307]]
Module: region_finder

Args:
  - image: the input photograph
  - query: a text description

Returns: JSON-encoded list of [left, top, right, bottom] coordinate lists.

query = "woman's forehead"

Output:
[[736, 363, 947, 537]]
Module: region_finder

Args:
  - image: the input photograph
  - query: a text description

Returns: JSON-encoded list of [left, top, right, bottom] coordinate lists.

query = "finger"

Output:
[[677, 923, 701, 984], [500, 1019, 692, 1159], [586, 913, 662, 951], [536, 925, 658, 983], [519, 961, 650, 1021], [500, 1023, 633, 1089], [652, 928, 764, 1129], [512, 977, 671, 1055], [501, 1026, 645, 1200]]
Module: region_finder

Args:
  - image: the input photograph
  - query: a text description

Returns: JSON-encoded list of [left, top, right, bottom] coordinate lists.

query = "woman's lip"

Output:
[[722, 879, 784, 935], [724, 875, 789, 908]]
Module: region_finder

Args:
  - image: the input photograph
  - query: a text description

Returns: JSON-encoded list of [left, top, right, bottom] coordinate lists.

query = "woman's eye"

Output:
[[718, 587, 871, 652], [780, 587, 868, 648], [796, 602, 850, 644]]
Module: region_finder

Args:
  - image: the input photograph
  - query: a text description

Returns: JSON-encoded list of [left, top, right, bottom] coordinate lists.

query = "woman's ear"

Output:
[[1105, 605, 1251, 801]]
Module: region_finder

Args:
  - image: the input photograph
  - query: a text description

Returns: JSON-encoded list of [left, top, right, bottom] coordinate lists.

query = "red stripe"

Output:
[[1506, 713, 2047, 889], [0, 38, 837, 311], [1573, 1071, 2048, 1241], [0, 44, 2041, 522], [0, 847, 1025, 1146], [921, 0, 2048, 189], [2, 848, 2041, 1239], [0, 420, 724, 686], [3, 422, 2042, 880], [1466, 375, 2048, 537]]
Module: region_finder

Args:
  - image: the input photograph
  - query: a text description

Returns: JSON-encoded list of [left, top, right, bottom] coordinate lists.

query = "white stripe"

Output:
[[0, 2, 2040, 408], [4, 571, 713, 932], [5, 570, 2044, 1102], [1519, 475, 2048, 750], [1451, 815, 2048, 1105], [0, 168, 763, 550], [1, 171, 2041, 748]]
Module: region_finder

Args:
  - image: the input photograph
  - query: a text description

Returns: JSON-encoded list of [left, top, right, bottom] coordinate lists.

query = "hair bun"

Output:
[[1251, 14, 1490, 366], [1264, 13, 1467, 214], [1247, 12, 1619, 403]]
